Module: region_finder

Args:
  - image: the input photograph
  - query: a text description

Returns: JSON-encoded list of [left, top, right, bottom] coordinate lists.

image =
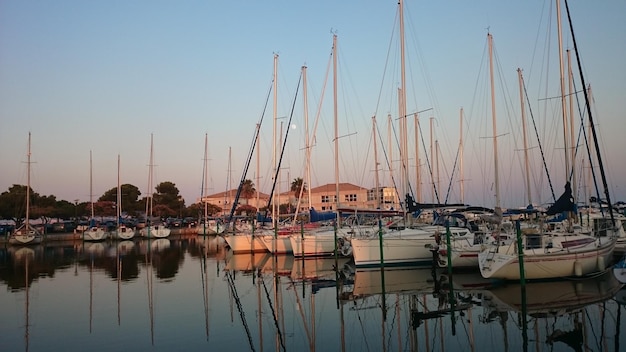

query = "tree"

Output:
[[235, 204, 257, 216], [290, 177, 306, 200], [240, 179, 256, 205], [98, 183, 142, 215], [0, 184, 30, 219], [153, 181, 185, 217], [186, 202, 222, 218]]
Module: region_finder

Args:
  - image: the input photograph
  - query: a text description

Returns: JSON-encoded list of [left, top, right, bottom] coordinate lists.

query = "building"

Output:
[[200, 183, 400, 216]]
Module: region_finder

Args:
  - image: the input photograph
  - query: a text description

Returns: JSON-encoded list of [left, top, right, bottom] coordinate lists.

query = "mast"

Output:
[[563, 0, 614, 223], [488, 33, 501, 209], [333, 33, 340, 224], [117, 154, 121, 228], [227, 147, 231, 218], [256, 123, 260, 213], [272, 53, 279, 229], [387, 113, 394, 207], [303, 64, 312, 209], [556, 0, 571, 182], [567, 49, 577, 202], [373, 116, 381, 209], [414, 113, 421, 202], [146, 133, 154, 219], [90, 150, 94, 220], [202, 134, 209, 233], [517, 69, 533, 206], [429, 117, 435, 202], [399, 0, 409, 205], [25, 132, 32, 229], [459, 109, 465, 204]]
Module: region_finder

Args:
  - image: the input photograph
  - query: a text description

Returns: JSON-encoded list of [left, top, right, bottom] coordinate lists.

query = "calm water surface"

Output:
[[1, 235, 625, 352]]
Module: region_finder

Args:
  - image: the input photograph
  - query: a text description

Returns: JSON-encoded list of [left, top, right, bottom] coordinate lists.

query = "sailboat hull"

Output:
[[259, 233, 293, 254], [479, 235, 616, 280], [223, 233, 268, 253], [140, 225, 171, 239], [9, 227, 43, 245], [84, 227, 110, 242], [290, 230, 342, 257], [113, 226, 136, 240], [351, 231, 436, 267]]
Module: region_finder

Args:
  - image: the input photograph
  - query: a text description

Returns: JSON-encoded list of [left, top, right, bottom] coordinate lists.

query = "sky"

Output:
[[1, 0, 625, 209]]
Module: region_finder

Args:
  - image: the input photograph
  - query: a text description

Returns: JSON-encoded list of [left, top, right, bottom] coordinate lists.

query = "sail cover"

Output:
[[546, 182, 576, 215]]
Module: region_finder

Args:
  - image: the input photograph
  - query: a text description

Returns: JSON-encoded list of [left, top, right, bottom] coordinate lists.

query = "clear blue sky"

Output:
[[2, 0, 625, 208]]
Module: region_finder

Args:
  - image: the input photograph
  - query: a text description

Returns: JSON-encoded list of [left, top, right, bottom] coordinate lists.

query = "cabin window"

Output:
[[525, 235, 542, 249], [594, 218, 611, 237]]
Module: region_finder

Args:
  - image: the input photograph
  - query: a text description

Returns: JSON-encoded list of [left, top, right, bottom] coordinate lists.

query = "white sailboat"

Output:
[[259, 59, 297, 255], [478, 19, 617, 280], [9, 132, 43, 245], [84, 150, 110, 242], [350, 0, 442, 267], [197, 133, 224, 236], [113, 155, 135, 240], [140, 134, 171, 239], [289, 35, 350, 258], [223, 56, 274, 254]]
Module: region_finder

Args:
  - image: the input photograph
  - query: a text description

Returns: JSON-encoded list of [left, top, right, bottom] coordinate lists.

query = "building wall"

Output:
[[200, 184, 399, 214]]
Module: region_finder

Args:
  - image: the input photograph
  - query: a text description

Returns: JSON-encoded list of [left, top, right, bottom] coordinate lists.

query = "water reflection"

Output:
[[1, 238, 624, 351]]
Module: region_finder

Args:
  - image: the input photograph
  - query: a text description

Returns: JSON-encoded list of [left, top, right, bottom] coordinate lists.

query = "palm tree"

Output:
[[290, 177, 306, 200], [240, 179, 256, 205]]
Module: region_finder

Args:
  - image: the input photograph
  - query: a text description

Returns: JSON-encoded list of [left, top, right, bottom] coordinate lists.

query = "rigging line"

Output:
[[264, 72, 303, 218], [417, 117, 441, 204], [372, 7, 400, 121], [523, 74, 556, 202], [260, 276, 286, 352], [564, 0, 614, 224], [226, 79, 274, 228], [444, 144, 461, 205], [374, 118, 403, 212], [225, 271, 256, 352], [570, 79, 603, 211]]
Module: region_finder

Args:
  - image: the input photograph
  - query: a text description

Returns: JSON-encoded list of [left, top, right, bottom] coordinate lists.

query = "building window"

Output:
[[321, 195, 330, 203], [344, 194, 357, 202]]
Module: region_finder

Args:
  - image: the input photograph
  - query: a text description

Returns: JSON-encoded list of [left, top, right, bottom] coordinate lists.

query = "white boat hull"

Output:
[[479, 235, 616, 280], [351, 231, 436, 267], [84, 227, 110, 242], [196, 224, 225, 235], [290, 230, 344, 257], [140, 225, 171, 238], [223, 233, 268, 253], [113, 226, 135, 240], [259, 233, 293, 254], [9, 226, 43, 245]]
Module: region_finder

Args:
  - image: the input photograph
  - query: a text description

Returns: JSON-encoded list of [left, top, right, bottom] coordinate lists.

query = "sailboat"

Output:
[[9, 132, 43, 245], [140, 134, 171, 239], [113, 155, 135, 240], [478, 3, 617, 280], [197, 133, 223, 236], [222, 55, 277, 254], [289, 35, 351, 258], [84, 151, 111, 242], [350, 1, 456, 267], [259, 57, 297, 255]]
